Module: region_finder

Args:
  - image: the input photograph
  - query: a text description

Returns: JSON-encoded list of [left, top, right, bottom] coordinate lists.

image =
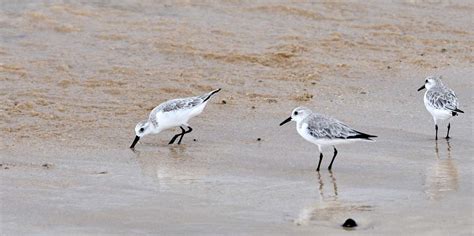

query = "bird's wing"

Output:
[[426, 88, 458, 111], [306, 114, 358, 139]]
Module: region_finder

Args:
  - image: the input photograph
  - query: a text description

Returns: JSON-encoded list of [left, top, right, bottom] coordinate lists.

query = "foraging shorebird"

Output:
[[417, 76, 464, 140], [280, 106, 377, 171], [130, 88, 221, 149]]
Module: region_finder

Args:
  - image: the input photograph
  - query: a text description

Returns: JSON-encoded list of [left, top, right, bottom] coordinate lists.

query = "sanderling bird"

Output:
[[280, 107, 376, 171], [417, 76, 464, 140], [130, 88, 221, 149]]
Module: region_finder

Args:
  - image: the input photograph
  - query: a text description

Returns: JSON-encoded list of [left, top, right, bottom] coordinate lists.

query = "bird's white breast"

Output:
[[297, 123, 317, 144]]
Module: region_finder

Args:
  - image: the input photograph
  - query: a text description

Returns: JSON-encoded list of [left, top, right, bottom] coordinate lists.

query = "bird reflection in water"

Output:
[[425, 139, 459, 200], [132, 146, 201, 191], [294, 171, 372, 226], [317, 170, 338, 202]]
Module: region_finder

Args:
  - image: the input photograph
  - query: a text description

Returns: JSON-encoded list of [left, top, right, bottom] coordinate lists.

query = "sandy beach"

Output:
[[1, 0, 473, 235]]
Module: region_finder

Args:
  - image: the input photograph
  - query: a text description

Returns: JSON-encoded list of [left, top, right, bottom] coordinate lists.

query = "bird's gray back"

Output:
[[148, 96, 203, 125], [160, 97, 203, 112], [426, 86, 458, 111], [305, 113, 358, 139]]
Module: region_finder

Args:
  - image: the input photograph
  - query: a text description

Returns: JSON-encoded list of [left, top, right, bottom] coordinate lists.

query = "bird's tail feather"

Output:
[[347, 131, 377, 141], [202, 88, 221, 102]]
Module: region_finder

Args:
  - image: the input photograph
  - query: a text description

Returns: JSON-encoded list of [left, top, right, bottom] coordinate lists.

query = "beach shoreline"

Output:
[[1, 1, 473, 234]]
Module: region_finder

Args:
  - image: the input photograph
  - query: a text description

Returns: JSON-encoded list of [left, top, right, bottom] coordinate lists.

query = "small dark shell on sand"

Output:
[[42, 163, 52, 169], [342, 218, 357, 228]]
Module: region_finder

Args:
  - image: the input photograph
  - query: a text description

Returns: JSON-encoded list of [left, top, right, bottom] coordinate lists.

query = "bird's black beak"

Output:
[[279, 117, 292, 126], [417, 85, 426, 91], [130, 136, 140, 149]]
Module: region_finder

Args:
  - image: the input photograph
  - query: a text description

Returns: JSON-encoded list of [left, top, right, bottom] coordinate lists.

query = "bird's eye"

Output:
[[425, 79, 428, 83], [294, 111, 299, 115], [139, 128, 144, 132]]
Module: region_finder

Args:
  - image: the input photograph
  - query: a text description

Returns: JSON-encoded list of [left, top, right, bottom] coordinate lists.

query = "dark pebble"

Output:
[[98, 171, 107, 174], [387, 66, 391, 69], [257, 138, 261, 141], [342, 218, 357, 228], [441, 48, 447, 53], [420, 53, 424, 56], [42, 163, 51, 169], [193, 139, 197, 142], [251, 106, 256, 109], [221, 100, 227, 104]]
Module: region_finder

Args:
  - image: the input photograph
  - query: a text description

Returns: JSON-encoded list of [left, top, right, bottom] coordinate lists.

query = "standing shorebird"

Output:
[[280, 107, 377, 171], [417, 76, 464, 140], [130, 88, 221, 149]]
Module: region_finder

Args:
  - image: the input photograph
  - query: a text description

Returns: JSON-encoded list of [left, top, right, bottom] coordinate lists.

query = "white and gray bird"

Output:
[[130, 88, 221, 149], [280, 107, 376, 171], [417, 76, 464, 140]]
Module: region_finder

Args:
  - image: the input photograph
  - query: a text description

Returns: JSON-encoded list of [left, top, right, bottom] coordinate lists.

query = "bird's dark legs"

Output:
[[316, 153, 323, 172], [328, 147, 338, 170], [445, 123, 451, 139], [177, 126, 193, 145], [435, 124, 438, 140], [168, 127, 186, 144]]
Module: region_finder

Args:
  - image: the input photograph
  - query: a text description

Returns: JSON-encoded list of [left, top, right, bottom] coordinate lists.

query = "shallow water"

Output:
[[1, 0, 473, 234]]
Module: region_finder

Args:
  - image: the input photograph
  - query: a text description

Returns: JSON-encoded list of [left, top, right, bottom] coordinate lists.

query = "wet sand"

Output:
[[1, 1, 473, 235]]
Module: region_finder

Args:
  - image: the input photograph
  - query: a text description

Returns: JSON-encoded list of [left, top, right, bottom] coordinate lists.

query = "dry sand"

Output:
[[1, 0, 473, 235]]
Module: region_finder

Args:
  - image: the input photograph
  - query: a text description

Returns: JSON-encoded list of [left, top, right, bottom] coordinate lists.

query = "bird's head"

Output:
[[418, 75, 443, 91], [130, 120, 152, 149], [280, 106, 312, 126]]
